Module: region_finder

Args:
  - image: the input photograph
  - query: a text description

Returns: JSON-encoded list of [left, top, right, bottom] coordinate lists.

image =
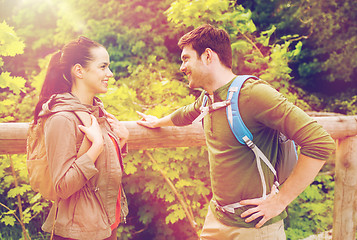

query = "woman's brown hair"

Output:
[[33, 37, 103, 123]]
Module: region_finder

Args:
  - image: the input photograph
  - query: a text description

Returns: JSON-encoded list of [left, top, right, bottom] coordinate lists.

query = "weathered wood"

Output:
[[0, 115, 356, 154], [0, 121, 206, 154], [314, 116, 357, 140], [333, 136, 357, 240], [124, 121, 206, 149], [1, 115, 357, 239], [0, 123, 30, 154]]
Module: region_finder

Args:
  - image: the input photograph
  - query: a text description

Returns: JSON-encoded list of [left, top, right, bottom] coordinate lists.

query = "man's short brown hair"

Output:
[[178, 24, 232, 69]]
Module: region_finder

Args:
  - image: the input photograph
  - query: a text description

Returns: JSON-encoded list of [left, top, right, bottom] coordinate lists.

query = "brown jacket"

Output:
[[40, 93, 128, 239]]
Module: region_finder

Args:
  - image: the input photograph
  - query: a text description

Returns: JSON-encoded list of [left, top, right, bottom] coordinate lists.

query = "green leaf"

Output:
[[0, 72, 26, 94], [7, 185, 29, 198], [0, 215, 16, 226], [0, 21, 25, 56]]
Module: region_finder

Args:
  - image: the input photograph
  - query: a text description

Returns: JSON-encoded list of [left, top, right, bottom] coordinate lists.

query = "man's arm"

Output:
[[240, 154, 325, 228], [136, 111, 175, 128]]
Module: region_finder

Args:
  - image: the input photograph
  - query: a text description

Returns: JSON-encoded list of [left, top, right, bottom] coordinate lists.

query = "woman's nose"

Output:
[[107, 68, 113, 78]]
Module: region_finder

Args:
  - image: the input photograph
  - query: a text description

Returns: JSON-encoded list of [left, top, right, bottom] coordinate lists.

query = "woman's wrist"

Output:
[[86, 141, 104, 162]]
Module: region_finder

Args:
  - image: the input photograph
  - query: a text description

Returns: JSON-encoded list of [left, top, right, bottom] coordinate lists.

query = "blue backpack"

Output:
[[194, 75, 298, 203]]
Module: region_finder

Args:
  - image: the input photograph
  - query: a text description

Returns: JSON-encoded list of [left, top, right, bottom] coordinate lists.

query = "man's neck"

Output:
[[205, 69, 236, 95]]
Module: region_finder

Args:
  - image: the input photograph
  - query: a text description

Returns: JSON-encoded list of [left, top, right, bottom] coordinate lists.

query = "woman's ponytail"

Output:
[[33, 51, 71, 123]]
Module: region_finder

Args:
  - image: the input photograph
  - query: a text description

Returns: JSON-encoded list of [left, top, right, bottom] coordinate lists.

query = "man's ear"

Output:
[[203, 48, 214, 64], [72, 63, 84, 79]]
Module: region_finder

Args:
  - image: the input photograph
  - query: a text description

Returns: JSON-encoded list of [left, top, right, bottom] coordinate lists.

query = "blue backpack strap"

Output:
[[226, 75, 259, 145], [192, 94, 209, 124], [202, 94, 208, 108]]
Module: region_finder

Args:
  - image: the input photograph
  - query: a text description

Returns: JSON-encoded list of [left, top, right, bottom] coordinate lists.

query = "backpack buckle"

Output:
[[212, 200, 226, 213], [243, 136, 255, 149]]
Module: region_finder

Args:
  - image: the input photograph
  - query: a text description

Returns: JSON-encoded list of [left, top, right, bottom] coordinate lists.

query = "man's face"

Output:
[[180, 45, 207, 89]]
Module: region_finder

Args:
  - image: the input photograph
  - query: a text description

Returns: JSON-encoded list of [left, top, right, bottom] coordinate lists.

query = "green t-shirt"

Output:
[[171, 78, 335, 228]]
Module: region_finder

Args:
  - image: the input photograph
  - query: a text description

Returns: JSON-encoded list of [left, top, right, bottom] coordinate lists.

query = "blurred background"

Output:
[[0, 0, 356, 239]]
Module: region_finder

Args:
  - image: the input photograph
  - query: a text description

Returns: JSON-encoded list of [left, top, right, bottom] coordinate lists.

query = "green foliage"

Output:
[[166, 0, 231, 28], [324, 92, 357, 115], [296, 0, 357, 84], [107, 57, 211, 238], [0, 22, 51, 238], [0, 21, 27, 123], [166, 0, 312, 110], [122, 147, 210, 239], [0, 154, 51, 239], [1, 214, 16, 226], [285, 174, 335, 239], [239, 0, 357, 113], [0, 0, 351, 239], [0, 21, 25, 56]]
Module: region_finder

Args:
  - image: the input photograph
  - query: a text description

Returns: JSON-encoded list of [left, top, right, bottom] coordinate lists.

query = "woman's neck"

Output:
[[71, 88, 94, 105]]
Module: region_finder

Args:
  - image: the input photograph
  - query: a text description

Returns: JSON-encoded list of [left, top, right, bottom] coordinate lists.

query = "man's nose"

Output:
[[180, 63, 185, 73]]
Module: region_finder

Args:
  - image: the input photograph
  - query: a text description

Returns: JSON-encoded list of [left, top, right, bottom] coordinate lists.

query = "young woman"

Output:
[[33, 36, 129, 239]]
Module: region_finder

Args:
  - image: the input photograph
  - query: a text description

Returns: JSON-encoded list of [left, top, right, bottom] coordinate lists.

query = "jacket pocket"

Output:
[[72, 185, 109, 231]]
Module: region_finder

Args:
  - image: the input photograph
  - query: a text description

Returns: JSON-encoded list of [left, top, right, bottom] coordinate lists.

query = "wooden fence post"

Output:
[[333, 135, 357, 240]]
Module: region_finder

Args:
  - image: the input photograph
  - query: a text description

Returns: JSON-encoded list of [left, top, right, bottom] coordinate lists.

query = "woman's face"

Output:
[[81, 46, 113, 95]]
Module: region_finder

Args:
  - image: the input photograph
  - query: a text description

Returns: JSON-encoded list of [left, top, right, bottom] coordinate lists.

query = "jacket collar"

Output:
[[39, 93, 106, 118]]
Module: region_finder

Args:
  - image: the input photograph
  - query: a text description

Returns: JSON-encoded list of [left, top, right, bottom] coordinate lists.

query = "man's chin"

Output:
[[188, 81, 196, 89]]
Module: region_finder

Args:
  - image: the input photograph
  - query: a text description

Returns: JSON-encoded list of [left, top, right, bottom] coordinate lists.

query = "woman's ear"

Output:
[[72, 63, 84, 79]]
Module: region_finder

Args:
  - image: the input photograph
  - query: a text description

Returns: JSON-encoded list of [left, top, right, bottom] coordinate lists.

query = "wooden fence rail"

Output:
[[1, 116, 356, 153], [1, 115, 357, 239]]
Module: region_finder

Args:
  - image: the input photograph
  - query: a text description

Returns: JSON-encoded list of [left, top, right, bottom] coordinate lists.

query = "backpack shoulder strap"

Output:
[[226, 75, 258, 145], [73, 111, 92, 158], [192, 93, 209, 124], [226, 75, 281, 199], [74, 111, 91, 127]]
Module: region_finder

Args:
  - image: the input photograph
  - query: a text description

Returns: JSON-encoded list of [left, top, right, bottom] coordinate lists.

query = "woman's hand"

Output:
[[106, 112, 129, 147], [78, 115, 103, 145], [78, 115, 104, 162]]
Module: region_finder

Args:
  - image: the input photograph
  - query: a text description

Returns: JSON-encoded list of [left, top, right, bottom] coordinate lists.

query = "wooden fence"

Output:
[[1, 115, 357, 239]]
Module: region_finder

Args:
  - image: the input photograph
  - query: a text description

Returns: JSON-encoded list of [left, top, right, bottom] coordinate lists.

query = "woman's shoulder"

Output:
[[46, 111, 82, 128]]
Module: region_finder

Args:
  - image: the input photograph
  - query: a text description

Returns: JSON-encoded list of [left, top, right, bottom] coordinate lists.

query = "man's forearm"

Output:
[[239, 153, 326, 228], [277, 154, 326, 206], [156, 114, 175, 127]]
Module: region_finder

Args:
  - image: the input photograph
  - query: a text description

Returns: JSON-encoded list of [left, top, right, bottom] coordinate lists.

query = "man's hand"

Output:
[[240, 154, 326, 228], [136, 111, 161, 128], [239, 185, 287, 228]]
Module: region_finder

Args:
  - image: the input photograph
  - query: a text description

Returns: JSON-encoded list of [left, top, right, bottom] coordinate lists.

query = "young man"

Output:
[[137, 24, 335, 239]]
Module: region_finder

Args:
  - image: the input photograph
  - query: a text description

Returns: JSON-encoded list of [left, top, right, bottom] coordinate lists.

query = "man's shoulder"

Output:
[[242, 78, 273, 90]]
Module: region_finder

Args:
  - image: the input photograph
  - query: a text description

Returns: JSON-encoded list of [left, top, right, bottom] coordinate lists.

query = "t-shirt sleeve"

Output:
[[246, 81, 335, 160], [170, 91, 205, 126]]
